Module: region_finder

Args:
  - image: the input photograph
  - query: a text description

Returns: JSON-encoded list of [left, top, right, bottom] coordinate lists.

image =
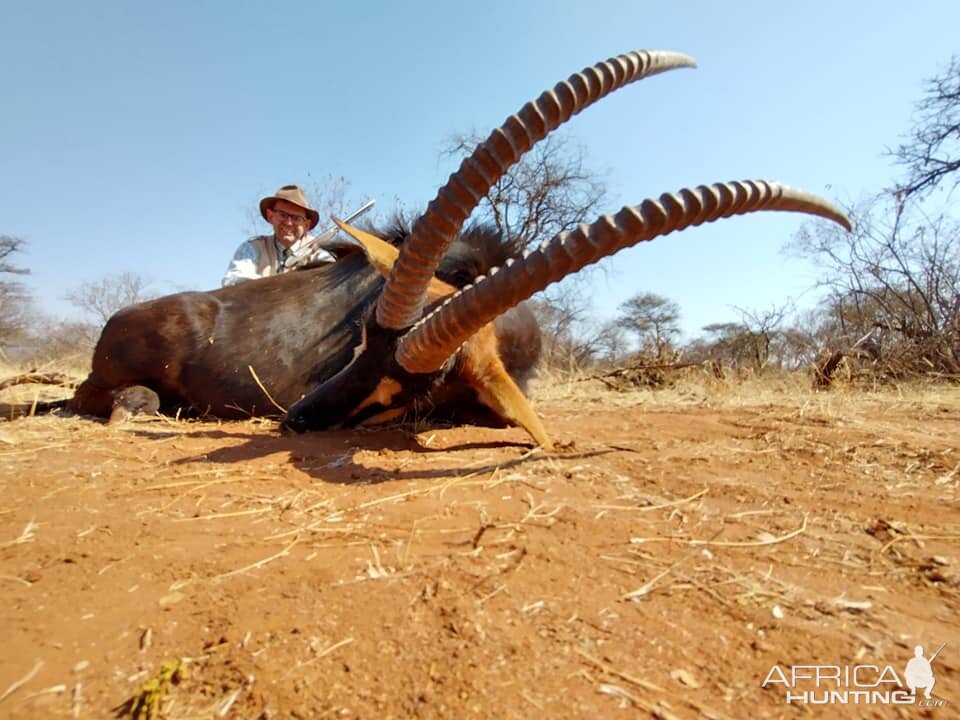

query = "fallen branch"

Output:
[[578, 362, 700, 382], [0, 373, 75, 392]]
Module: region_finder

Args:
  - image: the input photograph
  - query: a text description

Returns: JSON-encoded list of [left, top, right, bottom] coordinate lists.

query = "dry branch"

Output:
[[0, 373, 75, 392]]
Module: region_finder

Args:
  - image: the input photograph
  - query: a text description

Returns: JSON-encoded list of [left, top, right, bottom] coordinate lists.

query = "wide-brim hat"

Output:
[[259, 185, 320, 230]]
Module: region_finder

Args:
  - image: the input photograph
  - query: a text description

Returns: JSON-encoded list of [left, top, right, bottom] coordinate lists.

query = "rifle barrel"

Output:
[[289, 199, 376, 261]]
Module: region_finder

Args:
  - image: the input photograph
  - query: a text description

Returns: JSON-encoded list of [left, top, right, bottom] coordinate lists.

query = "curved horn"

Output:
[[376, 49, 698, 331], [396, 180, 852, 373]]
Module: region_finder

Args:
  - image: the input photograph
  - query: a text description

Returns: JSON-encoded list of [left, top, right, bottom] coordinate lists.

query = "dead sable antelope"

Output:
[[2, 222, 540, 427], [5, 49, 850, 447]]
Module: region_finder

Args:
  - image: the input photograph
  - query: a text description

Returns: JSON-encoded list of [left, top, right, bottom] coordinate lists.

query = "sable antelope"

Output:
[[1, 223, 539, 429], [281, 48, 850, 446], [4, 49, 850, 447]]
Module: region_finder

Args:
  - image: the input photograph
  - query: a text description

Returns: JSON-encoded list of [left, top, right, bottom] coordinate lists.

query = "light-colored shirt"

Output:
[[221, 234, 335, 287]]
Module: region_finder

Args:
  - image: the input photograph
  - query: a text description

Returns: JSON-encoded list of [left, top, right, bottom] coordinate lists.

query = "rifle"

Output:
[[287, 199, 376, 270], [929, 642, 946, 664]]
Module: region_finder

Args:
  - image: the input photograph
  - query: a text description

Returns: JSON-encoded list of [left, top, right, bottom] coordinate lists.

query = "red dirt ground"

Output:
[[0, 387, 958, 719]]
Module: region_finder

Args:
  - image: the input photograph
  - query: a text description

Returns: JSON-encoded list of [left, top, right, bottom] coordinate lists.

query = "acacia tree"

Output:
[[615, 292, 681, 359], [892, 55, 960, 199], [695, 322, 754, 368], [441, 132, 607, 254]]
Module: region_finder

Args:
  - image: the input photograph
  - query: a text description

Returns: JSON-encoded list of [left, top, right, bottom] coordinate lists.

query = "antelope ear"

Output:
[[332, 217, 456, 302]]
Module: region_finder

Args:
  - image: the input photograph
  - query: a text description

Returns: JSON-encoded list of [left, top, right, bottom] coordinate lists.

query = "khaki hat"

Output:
[[259, 185, 320, 230]]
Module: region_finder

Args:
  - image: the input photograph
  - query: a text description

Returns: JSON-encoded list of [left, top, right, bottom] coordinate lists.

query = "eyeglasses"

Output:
[[271, 208, 309, 224]]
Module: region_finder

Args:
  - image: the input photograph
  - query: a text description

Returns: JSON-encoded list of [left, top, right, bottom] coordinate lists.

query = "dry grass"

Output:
[[530, 364, 960, 414]]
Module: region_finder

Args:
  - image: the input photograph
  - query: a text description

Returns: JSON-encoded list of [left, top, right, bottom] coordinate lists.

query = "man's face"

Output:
[[266, 199, 311, 247]]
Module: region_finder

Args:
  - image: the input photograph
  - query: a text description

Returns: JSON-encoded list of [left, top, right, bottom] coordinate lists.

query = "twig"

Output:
[[280, 638, 354, 679], [879, 533, 960, 555], [0, 574, 32, 587], [248, 365, 286, 414], [1, 519, 38, 548], [315, 637, 354, 659], [218, 688, 242, 717], [575, 649, 665, 695], [630, 514, 809, 548], [351, 488, 433, 511], [22, 685, 66, 701], [623, 529, 725, 600], [593, 488, 708, 513], [72, 682, 82, 719], [621, 562, 686, 600], [174, 508, 272, 522], [212, 536, 300, 582], [0, 660, 44, 704], [134, 473, 236, 493]]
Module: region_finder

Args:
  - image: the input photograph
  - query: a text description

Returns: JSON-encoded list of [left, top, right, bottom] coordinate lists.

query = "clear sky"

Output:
[[2, 1, 958, 337]]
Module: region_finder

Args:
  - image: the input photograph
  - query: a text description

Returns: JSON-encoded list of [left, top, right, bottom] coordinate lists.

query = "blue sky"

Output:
[[2, 1, 958, 337]]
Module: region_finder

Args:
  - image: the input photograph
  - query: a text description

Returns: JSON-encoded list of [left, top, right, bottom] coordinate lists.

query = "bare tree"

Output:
[[304, 174, 379, 229], [528, 283, 609, 370], [892, 55, 960, 199], [0, 235, 33, 351], [65, 272, 157, 326], [592, 320, 630, 367], [616, 292, 681, 359], [442, 132, 607, 254], [734, 304, 792, 370], [0, 235, 29, 276], [790, 195, 959, 376]]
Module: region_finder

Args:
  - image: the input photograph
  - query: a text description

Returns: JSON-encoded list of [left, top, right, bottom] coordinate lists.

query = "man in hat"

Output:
[[222, 185, 330, 286]]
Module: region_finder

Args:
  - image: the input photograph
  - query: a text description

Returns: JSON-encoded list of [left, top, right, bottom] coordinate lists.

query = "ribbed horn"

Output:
[[396, 180, 852, 373], [376, 49, 698, 331]]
